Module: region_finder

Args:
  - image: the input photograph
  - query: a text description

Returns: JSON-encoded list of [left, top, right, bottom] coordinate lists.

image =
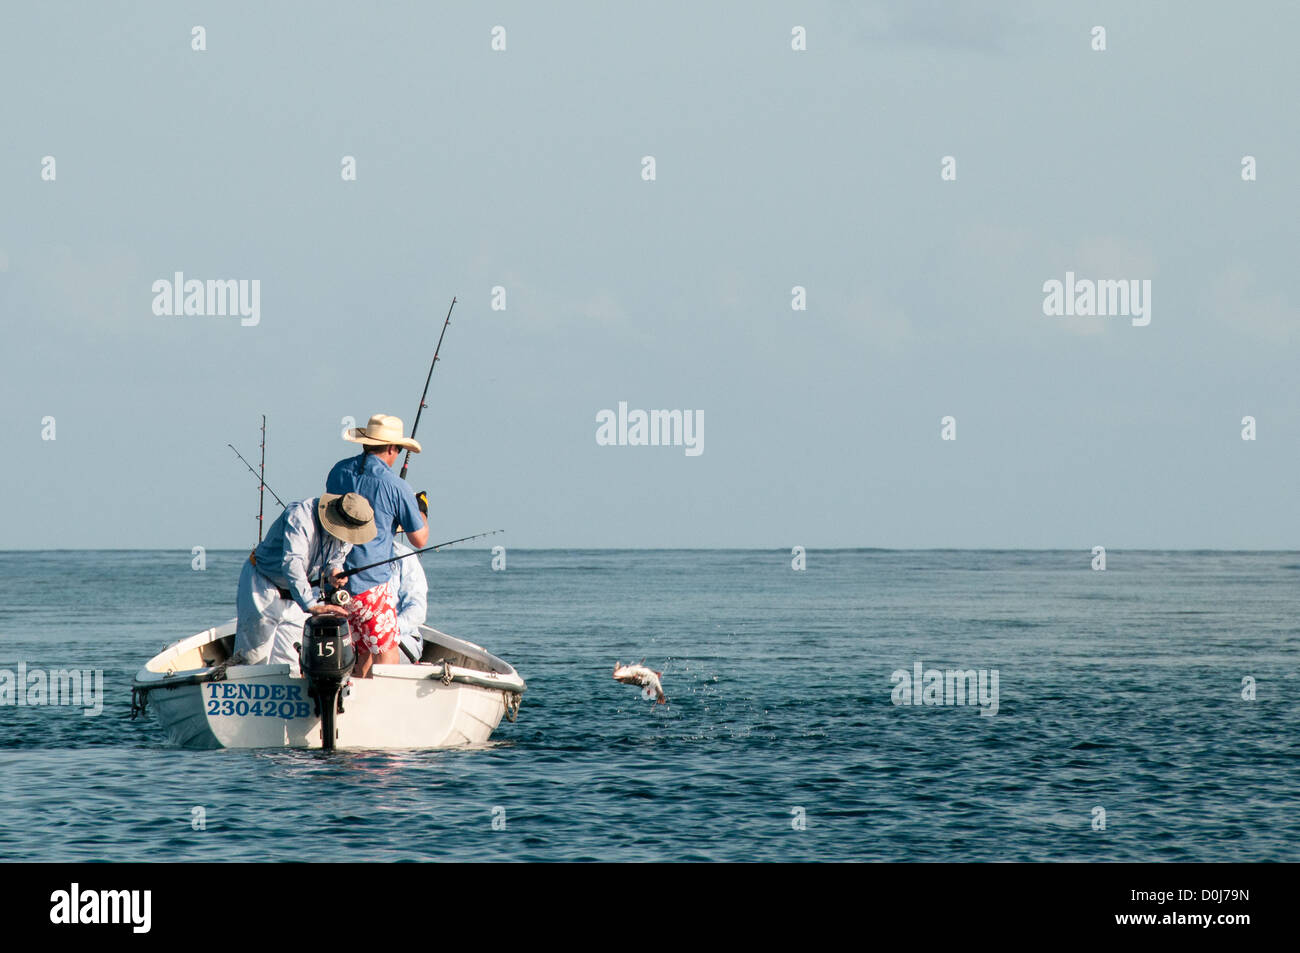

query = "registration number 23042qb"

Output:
[[205, 682, 310, 720]]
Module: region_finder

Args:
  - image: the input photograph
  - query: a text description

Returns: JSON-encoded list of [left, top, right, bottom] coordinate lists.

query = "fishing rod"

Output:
[[341, 529, 502, 580], [228, 442, 287, 509], [312, 529, 502, 599], [399, 296, 456, 481]]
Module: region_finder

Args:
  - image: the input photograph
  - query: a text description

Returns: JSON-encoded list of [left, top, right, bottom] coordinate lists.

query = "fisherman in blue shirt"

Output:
[[326, 413, 429, 677]]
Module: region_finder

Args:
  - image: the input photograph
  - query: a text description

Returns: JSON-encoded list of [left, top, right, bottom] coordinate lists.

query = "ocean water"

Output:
[[0, 548, 1296, 862]]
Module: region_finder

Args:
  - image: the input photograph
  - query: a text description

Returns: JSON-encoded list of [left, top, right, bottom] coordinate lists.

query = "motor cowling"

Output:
[[300, 614, 355, 682]]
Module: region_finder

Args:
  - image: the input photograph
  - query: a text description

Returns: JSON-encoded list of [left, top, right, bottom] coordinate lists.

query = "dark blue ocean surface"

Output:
[[0, 549, 1296, 861]]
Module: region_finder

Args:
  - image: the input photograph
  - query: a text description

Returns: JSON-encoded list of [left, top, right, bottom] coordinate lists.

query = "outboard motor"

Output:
[[299, 615, 354, 750]]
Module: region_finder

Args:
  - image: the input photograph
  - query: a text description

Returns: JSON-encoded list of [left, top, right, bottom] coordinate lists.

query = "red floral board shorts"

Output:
[[347, 576, 400, 657]]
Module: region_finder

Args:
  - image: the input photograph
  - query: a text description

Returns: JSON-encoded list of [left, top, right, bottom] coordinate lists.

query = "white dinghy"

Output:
[[131, 619, 525, 750]]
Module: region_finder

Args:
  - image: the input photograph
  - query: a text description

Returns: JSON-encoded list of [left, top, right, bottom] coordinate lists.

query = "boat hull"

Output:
[[134, 620, 525, 750]]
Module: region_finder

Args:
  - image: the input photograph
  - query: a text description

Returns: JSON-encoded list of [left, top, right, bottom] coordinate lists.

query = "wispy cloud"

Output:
[[855, 0, 1040, 54]]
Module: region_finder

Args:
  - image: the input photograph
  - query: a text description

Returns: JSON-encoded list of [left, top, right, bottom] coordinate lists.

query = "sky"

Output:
[[1, 1, 1297, 549]]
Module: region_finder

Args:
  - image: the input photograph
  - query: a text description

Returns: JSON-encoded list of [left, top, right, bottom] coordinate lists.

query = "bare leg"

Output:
[[354, 652, 373, 679]]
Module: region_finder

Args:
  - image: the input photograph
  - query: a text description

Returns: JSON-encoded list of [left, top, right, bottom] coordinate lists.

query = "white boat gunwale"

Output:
[[132, 619, 525, 693]]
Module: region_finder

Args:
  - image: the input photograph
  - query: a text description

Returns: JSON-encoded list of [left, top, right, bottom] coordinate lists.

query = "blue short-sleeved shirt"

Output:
[[325, 452, 423, 594]]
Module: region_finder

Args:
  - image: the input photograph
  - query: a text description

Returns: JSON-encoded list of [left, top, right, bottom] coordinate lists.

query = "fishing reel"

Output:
[[321, 575, 351, 607]]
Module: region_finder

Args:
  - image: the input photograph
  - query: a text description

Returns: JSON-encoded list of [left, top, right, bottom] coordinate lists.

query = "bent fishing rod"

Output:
[[399, 295, 456, 481], [311, 529, 503, 597], [337, 529, 503, 582]]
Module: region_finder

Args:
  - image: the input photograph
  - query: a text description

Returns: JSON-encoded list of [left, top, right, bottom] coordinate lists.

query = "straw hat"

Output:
[[344, 413, 422, 453], [317, 492, 378, 545]]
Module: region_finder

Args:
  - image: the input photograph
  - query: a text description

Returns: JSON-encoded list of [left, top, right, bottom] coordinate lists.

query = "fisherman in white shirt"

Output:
[[393, 538, 429, 663], [234, 492, 377, 674], [395, 490, 430, 663]]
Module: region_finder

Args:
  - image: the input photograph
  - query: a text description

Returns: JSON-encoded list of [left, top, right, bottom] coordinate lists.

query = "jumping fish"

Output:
[[613, 660, 667, 705]]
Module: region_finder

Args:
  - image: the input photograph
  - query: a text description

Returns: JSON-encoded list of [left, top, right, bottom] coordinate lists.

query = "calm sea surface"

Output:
[[0, 549, 1296, 862]]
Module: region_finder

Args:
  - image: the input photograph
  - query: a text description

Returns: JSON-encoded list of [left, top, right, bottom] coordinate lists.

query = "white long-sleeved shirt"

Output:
[[250, 499, 351, 611], [392, 538, 429, 639]]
